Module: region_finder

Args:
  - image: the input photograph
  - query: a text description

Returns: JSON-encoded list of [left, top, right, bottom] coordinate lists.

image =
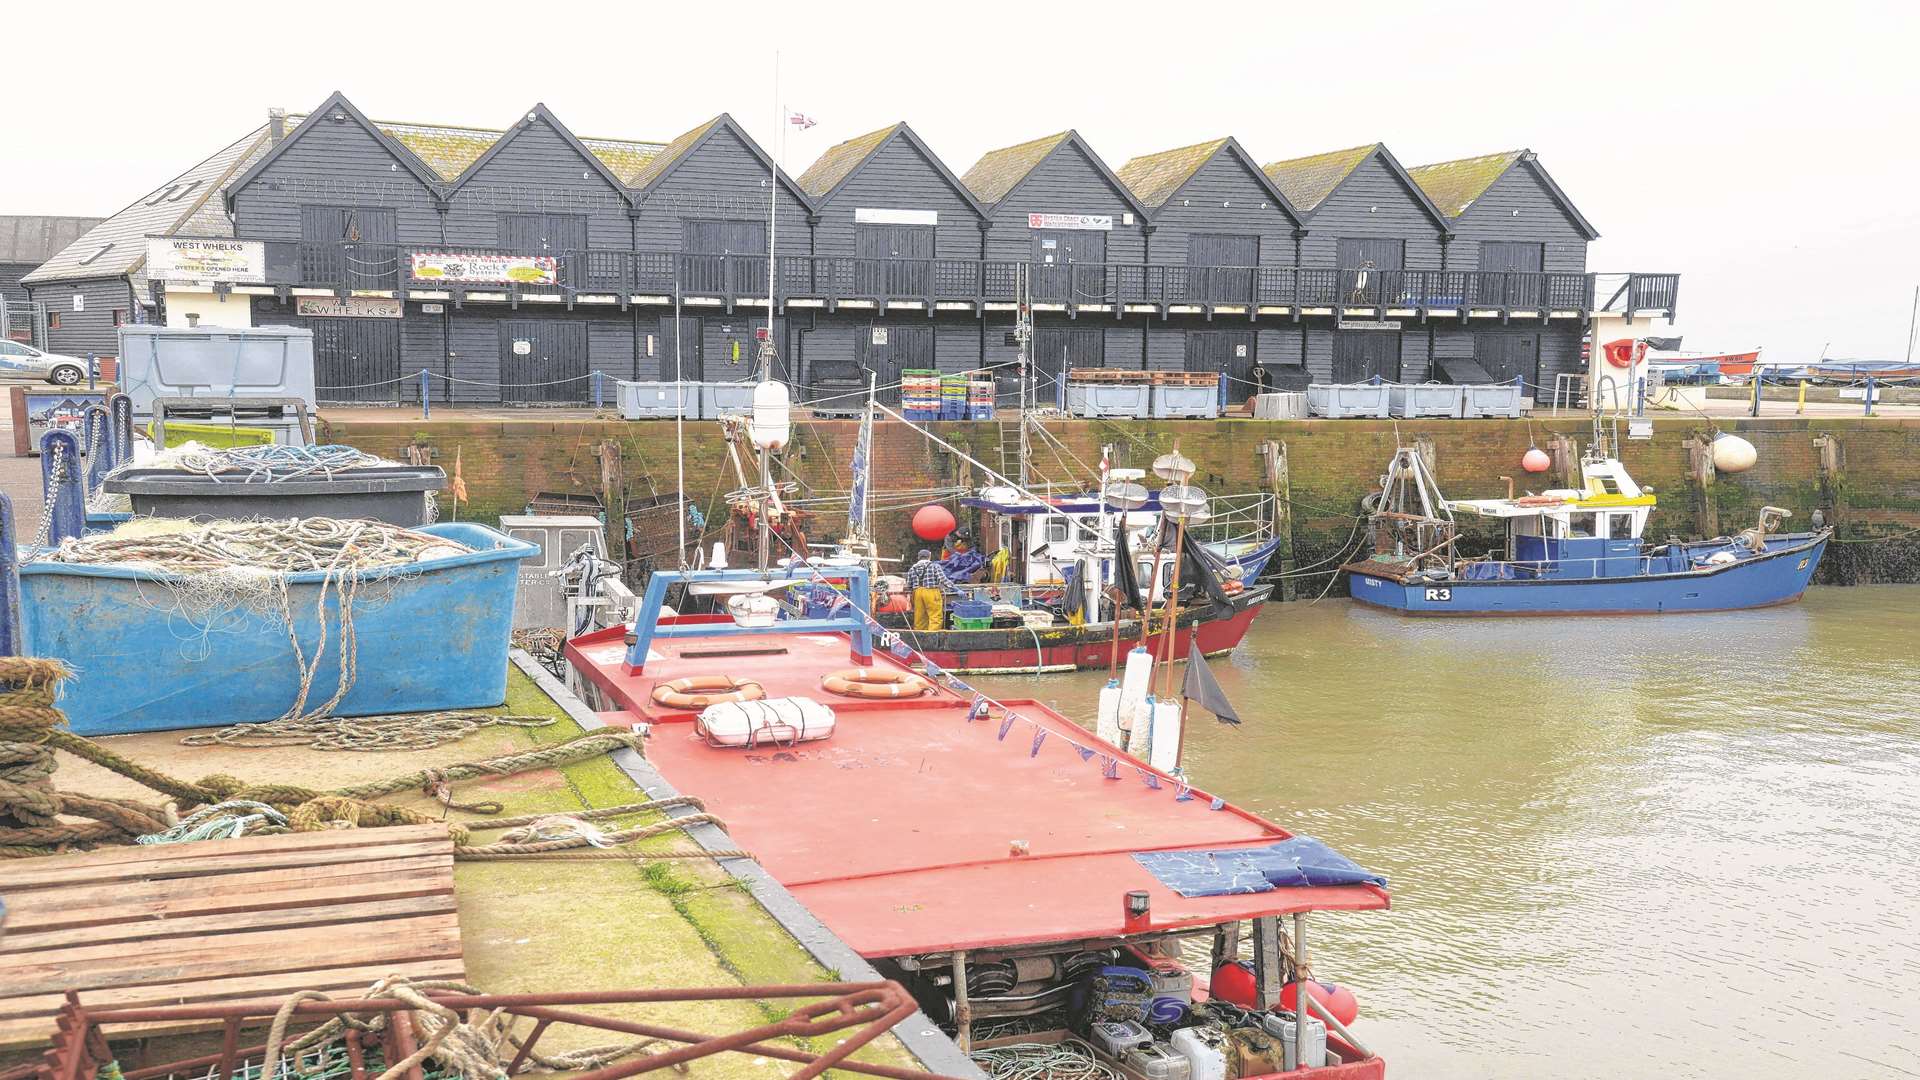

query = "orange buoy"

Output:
[[912, 504, 957, 541], [651, 676, 766, 710], [1522, 447, 1552, 473], [1281, 980, 1360, 1027], [822, 668, 932, 699]]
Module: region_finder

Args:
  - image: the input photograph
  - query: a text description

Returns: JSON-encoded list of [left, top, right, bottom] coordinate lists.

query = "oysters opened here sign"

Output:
[[146, 238, 265, 284], [410, 252, 557, 285]]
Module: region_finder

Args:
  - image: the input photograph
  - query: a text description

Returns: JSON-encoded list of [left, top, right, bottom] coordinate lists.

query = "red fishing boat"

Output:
[[568, 564, 1392, 1078]]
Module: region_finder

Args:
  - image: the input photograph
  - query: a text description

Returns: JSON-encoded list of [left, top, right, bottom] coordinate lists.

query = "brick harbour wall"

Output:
[[318, 414, 1920, 594]]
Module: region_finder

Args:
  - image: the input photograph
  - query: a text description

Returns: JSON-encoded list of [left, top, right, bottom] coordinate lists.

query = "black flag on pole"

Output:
[[1182, 639, 1243, 725]]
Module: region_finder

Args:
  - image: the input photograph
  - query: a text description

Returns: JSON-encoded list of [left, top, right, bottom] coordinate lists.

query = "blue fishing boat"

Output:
[[1343, 447, 1830, 615]]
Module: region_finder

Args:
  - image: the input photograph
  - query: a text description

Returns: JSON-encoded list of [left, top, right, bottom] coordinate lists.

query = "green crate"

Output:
[[952, 616, 992, 631]]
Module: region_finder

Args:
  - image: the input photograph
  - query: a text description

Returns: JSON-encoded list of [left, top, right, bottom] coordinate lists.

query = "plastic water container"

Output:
[[697, 697, 835, 748], [1257, 1011, 1328, 1069], [1169, 1027, 1228, 1080], [1122, 1045, 1192, 1080]]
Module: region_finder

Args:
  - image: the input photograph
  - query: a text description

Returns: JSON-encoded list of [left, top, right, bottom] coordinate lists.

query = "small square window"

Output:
[[47, 313, 62, 330], [112, 309, 127, 327]]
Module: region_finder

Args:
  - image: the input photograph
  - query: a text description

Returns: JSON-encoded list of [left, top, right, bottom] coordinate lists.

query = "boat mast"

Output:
[[1016, 264, 1033, 490]]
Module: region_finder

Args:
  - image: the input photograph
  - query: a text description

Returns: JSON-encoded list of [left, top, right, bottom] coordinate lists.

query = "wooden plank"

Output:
[[0, 835, 454, 892], [3, 855, 453, 933], [0, 824, 448, 879], [0, 959, 468, 1050], [2, 893, 457, 954], [0, 915, 462, 997], [0, 958, 468, 1024]]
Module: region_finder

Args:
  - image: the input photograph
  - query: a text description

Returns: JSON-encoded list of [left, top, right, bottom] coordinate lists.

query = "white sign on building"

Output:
[[854, 208, 939, 226], [1027, 213, 1113, 231], [146, 238, 266, 284], [411, 252, 557, 286], [296, 296, 403, 319]]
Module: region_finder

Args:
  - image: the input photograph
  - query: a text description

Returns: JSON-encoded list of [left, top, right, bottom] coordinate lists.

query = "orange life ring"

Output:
[[1603, 339, 1639, 369], [651, 676, 766, 710], [822, 668, 932, 699]]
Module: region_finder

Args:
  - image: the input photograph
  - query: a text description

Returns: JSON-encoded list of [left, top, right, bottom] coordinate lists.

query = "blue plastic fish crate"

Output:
[[939, 402, 966, 421], [903, 407, 940, 422], [20, 522, 538, 734], [969, 405, 995, 421]]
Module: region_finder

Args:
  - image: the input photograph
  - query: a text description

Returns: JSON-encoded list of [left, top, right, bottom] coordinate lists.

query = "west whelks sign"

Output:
[[410, 252, 557, 285], [1027, 213, 1112, 231], [146, 238, 265, 284], [295, 296, 402, 319], [855, 208, 938, 226]]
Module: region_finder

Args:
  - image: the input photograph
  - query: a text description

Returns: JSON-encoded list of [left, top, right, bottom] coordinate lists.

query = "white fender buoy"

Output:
[[1117, 647, 1153, 740], [1096, 680, 1124, 747], [1128, 695, 1156, 758], [1712, 433, 1758, 473], [1148, 698, 1183, 773]]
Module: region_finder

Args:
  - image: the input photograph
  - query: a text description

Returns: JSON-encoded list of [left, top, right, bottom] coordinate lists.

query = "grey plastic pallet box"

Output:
[[1389, 383, 1465, 418], [1460, 383, 1526, 418], [115, 324, 316, 419], [1065, 383, 1150, 418], [1252, 392, 1309, 419], [616, 380, 695, 420], [699, 381, 756, 420], [1150, 384, 1218, 419], [1306, 383, 1391, 418]]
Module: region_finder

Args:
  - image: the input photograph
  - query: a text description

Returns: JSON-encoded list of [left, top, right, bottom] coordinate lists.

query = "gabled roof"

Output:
[[628, 114, 815, 213], [796, 123, 988, 219], [0, 216, 106, 265], [444, 104, 644, 200], [959, 130, 1152, 221], [1117, 137, 1303, 226], [1408, 149, 1599, 239], [224, 92, 449, 209], [24, 125, 272, 287], [1261, 143, 1453, 232]]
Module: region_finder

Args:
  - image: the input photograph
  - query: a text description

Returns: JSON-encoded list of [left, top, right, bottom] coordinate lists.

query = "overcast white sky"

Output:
[[7, 1, 1916, 361]]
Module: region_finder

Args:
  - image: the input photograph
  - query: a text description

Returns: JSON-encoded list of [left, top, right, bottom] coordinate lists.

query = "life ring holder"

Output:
[[651, 675, 767, 710], [822, 668, 933, 699]]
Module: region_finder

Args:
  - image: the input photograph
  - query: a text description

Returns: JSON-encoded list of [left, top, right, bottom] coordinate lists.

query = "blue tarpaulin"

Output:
[[1131, 836, 1387, 897]]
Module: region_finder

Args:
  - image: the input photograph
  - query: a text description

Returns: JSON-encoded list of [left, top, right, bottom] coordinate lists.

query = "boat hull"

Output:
[[1348, 535, 1828, 616], [896, 587, 1270, 672]]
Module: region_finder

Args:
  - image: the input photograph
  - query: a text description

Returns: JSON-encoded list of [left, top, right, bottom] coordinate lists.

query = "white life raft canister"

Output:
[[697, 696, 836, 748]]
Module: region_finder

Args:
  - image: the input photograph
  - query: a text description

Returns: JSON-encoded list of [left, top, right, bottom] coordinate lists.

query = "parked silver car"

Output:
[[0, 340, 90, 385]]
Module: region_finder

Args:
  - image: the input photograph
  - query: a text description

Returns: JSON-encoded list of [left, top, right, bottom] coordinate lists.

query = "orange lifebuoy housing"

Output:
[[822, 668, 932, 699], [1603, 339, 1639, 369], [651, 676, 766, 710]]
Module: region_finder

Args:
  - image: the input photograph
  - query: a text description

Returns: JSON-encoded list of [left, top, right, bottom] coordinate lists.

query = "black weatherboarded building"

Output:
[[38, 92, 1677, 405]]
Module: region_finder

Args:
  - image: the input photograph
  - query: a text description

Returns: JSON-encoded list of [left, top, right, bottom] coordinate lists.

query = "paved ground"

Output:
[[0, 376, 53, 539]]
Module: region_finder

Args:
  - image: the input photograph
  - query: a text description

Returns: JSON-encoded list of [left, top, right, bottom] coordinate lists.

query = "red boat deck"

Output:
[[568, 625, 1389, 958]]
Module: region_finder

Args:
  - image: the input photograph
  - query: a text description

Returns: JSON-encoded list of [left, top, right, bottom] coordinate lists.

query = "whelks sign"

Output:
[[295, 296, 402, 319], [146, 238, 264, 284], [410, 252, 557, 286], [1027, 213, 1112, 231]]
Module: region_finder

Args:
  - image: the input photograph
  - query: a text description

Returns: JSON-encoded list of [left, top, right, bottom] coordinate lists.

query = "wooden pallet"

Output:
[[1150, 371, 1220, 387], [1066, 368, 1153, 384], [0, 825, 463, 1050]]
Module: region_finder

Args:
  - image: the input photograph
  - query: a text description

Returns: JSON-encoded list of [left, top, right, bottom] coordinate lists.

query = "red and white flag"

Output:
[[788, 112, 816, 130]]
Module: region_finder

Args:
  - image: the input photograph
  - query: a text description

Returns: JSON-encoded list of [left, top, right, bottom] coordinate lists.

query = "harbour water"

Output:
[[972, 585, 1920, 1079]]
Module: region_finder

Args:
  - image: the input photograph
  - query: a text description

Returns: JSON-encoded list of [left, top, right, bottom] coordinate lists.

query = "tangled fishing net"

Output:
[[122, 442, 396, 482], [47, 518, 471, 721]]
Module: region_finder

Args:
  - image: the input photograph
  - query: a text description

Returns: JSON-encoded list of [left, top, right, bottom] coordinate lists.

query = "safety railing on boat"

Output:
[[1446, 549, 1715, 580]]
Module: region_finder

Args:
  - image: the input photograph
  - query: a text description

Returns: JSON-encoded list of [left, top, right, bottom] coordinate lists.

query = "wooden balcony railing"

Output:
[[237, 239, 1676, 318]]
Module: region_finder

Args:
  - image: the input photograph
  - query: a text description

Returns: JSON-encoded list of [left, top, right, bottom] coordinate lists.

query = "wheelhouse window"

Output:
[[1567, 512, 1598, 538], [1606, 514, 1635, 540]]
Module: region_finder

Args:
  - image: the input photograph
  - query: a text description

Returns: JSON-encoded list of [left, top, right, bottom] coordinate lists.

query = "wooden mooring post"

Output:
[[1260, 440, 1296, 601], [1814, 433, 1844, 528], [1686, 434, 1719, 538], [597, 440, 626, 567]]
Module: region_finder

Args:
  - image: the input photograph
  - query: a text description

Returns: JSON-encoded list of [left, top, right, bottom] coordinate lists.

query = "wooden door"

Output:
[[1030, 229, 1107, 304], [1474, 332, 1540, 386], [1477, 241, 1545, 305], [499, 319, 590, 403], [1032, 327, 1104, 401], [1332, 330, 1401, 382], [311, 318, 400, 404], [301, 206, 398, 289], [1335, 237, 1403, 305]]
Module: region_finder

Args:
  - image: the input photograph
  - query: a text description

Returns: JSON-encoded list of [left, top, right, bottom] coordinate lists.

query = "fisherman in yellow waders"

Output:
[[907, 548, 957, 631]]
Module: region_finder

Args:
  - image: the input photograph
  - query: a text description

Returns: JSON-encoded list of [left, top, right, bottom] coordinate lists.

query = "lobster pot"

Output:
[[697, 697, 837, 748], [18, 523, 535, 735]]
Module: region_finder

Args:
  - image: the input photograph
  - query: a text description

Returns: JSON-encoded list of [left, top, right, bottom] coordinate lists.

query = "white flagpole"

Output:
[[766, 51, 779, 382]]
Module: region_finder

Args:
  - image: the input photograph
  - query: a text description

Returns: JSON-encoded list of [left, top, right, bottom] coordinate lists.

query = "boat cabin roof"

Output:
[[963, 490, 1162, 517], [568, 624, 1389, 957], [1448, 457, 1654, 520]]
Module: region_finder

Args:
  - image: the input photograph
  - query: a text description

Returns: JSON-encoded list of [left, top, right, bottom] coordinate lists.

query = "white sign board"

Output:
[[296, 296, 403, 319], [419, 302, 446, 314], [411, 251, 557, 285], [146, 238, 266, 284], [71, 294, 84, 312], [871, 327, 889, 345], [1336, 320, 1402, 331], [1027, 213, 1112, 231], [854, 208, 939, 226]]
